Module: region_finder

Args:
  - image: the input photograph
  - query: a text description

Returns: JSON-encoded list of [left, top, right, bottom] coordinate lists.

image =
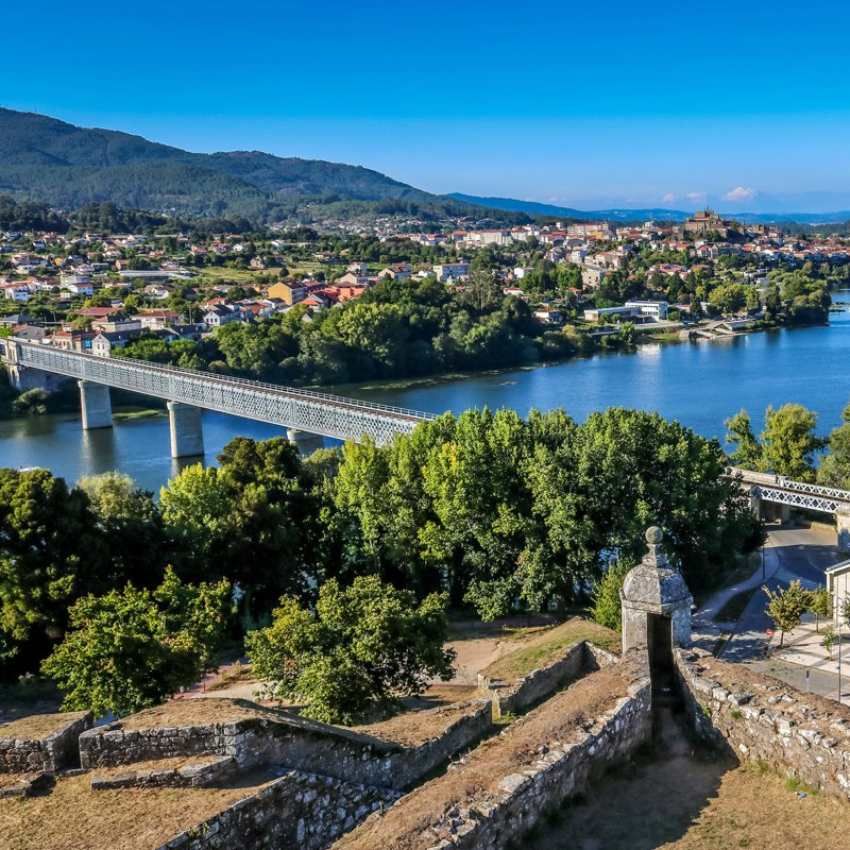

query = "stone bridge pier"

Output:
[[78, 380, 113, 430], [167, 402, 204, 458], [286, 428, 324, 455]]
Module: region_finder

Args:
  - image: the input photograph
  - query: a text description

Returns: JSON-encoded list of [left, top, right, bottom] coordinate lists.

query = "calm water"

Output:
[[2, 293, 850, 493]]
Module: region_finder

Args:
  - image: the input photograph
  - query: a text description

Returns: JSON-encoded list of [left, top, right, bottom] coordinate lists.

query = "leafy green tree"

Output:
[[41, 568, 230, 717], [78, 472, 166, 589], [760, 403, 824, 481], [764, 580, 809, 647], [725, 409, 763, 469], [247, 576, 454, 724], [818, 404, 850, 489], [160, 438, 319, 618], [590, 560, 633, 631], [808, 586, 831, 633], [0, 468, 106, 666]]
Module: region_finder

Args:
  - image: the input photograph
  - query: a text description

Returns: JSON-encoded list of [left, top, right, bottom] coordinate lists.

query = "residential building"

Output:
[[624, 300, 669, 321]]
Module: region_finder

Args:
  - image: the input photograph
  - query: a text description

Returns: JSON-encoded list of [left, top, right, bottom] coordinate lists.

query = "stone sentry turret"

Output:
[[620, 526, 693, 654]]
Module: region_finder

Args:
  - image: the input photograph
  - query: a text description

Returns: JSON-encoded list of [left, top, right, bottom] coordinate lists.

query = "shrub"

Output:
[[247, 576, 455, 724], [590, 560, 633, 631]]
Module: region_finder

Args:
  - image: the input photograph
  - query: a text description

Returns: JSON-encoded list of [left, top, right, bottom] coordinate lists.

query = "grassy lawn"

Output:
[[482, 617, 619, 682], [194, 266, 283, 286]]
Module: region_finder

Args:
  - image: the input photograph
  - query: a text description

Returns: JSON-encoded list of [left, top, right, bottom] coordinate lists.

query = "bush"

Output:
[[590, 560, 633, 631], [247, 576, 455, 724]]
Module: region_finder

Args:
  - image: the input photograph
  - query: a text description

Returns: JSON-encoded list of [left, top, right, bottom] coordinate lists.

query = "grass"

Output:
[[0, 768, 277, 850], [205, 662, 254, 693], [112, 406, 165, 422], [0, 712, 84, 741], [481, 618, 619, 683]]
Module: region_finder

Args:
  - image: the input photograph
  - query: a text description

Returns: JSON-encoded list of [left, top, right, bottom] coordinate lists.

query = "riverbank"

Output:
[[0, 292, 848, 494]]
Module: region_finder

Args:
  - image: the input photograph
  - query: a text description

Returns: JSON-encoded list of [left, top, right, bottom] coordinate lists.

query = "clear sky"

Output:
[[4, 0, 850, 211]]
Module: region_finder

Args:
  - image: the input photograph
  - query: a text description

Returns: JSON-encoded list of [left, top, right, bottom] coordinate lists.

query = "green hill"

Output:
[[0, 108, 523, 222]]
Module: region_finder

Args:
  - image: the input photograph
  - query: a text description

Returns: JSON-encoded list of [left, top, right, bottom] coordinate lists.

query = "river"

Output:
[[2, 293, 850, 493]]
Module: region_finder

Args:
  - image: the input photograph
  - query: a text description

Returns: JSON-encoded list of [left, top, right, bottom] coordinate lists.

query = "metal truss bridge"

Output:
[[730, 466, 850, 515], [2, 338, 435, 446]]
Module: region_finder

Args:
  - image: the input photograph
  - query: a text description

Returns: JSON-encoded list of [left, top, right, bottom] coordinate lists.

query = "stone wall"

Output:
[[495, 641, 618, 717], [335, 655, 652, 850], [426, 665, 652, 850], [79, 702, 493, 791], [156, 770, 400, 850], [0, 711, 92, 773], [90, 755, 237, 790], [675, 648, 850, 800]]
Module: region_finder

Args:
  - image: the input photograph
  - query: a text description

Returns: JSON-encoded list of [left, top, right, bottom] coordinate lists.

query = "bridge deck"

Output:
[[7, 339, 434, 445]]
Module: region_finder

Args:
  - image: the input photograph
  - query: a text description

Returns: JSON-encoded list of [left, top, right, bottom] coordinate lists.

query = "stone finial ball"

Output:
[[645, 526, 663, 544]]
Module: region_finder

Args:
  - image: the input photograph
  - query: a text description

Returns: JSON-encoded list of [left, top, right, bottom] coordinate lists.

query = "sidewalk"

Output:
[[691, 546, 778, 653]]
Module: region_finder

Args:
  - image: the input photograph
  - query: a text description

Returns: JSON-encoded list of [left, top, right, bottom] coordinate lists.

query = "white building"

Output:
[[624, 300, 669, 321], [433, 262, 470, 282]]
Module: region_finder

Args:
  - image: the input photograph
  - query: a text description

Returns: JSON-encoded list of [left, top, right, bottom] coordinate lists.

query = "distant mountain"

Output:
[[0, 108, 526, 223], [448, 193, 690, 222], [449, 192, 850, 226]]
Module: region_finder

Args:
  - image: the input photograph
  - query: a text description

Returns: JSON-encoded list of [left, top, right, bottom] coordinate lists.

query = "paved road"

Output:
[[697, 522, 850, 699], [720, 524, 840, 662]]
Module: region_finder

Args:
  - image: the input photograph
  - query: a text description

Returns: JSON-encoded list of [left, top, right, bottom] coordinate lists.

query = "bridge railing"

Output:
[[730, 465, 850, 504], [12, 339, 435, 420], [10, 339, 436, 444]]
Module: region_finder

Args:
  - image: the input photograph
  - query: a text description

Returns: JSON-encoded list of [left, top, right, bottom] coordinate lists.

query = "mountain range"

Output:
[[449, 193, 850, 226], [0, 108, 524, 223], [2, 108, 850, 227]]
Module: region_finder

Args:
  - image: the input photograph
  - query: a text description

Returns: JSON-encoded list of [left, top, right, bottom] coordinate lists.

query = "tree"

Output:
[[764, 580, 808, 647], [247, 576, 454, 724], [78, 472, 166, 589], [760, 404, 824, 481], [725, 409, 762, 470], [590, 560, 633, 631], [160, 438, 320, 620], [808, 586, 831, 633], [818, 403, 850, 489], [0, 468, 106, 667], [41, 568, 230, 717]]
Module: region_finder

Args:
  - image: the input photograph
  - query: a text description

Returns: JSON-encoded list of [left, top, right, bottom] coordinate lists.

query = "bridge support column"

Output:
[[78, 380, 112, 430], [749, 487, 763, 520], [837, 509, 850, 554], [286, 428, 324, 456], [168, 402, 204, 458]]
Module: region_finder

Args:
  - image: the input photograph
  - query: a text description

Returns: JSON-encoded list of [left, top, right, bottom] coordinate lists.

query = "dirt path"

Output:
[[524, 708, 849, 850]]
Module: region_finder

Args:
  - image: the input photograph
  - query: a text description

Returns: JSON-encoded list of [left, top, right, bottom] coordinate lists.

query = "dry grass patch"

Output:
[[0, 711, 85, 741], [336, 664, 633, 850], [353, 692, 484, 748], [119, 698, 291, 731], [482, 617, 619, 683], [0, 769, 277, 850]]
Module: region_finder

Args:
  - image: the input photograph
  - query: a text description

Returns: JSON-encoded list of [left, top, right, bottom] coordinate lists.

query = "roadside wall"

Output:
[[156, 770, 400, 850], [675, 648, 850, 799], [0, 712, 91, 773]]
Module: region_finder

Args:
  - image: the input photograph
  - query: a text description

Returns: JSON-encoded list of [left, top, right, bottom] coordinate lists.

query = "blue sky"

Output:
[[4, 0, 850, 211]]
